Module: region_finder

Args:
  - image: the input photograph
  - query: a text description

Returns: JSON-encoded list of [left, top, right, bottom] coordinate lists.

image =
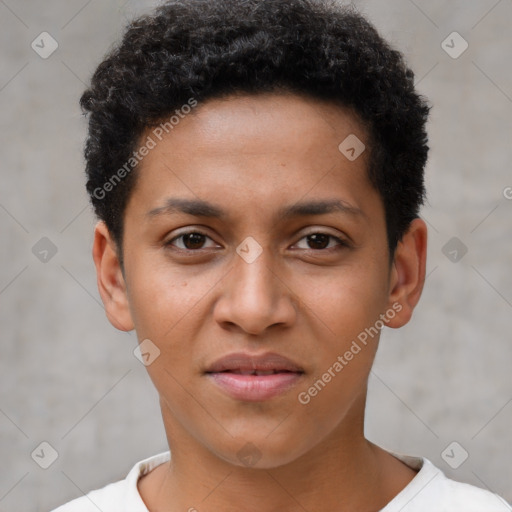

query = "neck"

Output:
[[138, 397, 417, 512]]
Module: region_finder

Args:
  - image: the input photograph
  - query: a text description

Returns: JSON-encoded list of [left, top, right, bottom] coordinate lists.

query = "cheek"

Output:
[[297, 258, 388, 341], [126, 258, 209, 338], [127, 265, 205, 401], [291, 260, 386, 406], [294, 276, 382, 431], [125, 260, 223, 385]]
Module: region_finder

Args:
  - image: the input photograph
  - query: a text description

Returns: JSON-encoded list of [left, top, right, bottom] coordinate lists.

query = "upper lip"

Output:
[[205, 352, 304, 373]]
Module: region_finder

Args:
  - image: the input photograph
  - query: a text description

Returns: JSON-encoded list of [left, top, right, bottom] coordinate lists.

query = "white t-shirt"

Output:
[[51, 450, 511, 512]]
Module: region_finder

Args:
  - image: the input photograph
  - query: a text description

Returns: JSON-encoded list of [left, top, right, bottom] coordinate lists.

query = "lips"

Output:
[[205, 352, 304, 374], [223, 369, 287, 376], [205, 352, 305, 401]]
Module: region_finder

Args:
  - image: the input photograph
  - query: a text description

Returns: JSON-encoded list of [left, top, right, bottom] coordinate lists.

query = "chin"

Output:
[[212, 434, 312, 470]]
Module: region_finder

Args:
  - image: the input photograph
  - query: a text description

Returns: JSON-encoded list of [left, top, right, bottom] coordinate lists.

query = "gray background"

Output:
[[1, 0, 511, 510]]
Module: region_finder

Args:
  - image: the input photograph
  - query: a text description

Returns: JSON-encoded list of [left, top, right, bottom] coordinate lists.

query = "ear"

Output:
[[385, 217, 428, 328], [92, 221, 134, 332]]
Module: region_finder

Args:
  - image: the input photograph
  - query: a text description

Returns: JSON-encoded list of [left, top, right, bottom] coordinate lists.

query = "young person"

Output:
[[52, 0, 511, 510]]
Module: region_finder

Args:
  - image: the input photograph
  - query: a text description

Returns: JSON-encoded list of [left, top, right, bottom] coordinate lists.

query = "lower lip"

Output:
[[207, 372, 303, 401]]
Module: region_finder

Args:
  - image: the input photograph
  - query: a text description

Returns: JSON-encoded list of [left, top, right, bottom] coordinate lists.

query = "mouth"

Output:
[[216, 369, 299, 375], [205, 352, 305, 401]]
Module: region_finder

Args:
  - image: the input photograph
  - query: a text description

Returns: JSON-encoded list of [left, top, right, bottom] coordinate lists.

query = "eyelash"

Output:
[[165, 230, 349, 253]]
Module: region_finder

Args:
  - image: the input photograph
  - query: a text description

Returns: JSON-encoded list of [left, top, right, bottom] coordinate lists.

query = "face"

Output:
[[94, 92, 426, 469]]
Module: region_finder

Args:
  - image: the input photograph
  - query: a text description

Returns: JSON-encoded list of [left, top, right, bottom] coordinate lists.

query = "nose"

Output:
[[213, 245, 297, 336]]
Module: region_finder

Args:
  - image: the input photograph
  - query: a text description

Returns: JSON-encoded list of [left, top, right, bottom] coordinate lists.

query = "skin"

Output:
[[93, 91, 428, 511]]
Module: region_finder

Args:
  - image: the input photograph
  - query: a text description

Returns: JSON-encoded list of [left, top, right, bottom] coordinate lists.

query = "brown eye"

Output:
[[181, 233, 206, 249], [167, 231, 217, 251], [306, 233, 330, 250], [294, 233, 348, 251]]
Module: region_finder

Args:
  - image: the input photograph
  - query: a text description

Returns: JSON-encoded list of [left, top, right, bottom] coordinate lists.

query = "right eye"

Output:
[[165, 231, 219, 251]]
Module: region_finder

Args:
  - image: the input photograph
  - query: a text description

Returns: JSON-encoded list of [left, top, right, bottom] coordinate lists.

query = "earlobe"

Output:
[[385, 218, 428, 329], [92, 221, 135, 332]]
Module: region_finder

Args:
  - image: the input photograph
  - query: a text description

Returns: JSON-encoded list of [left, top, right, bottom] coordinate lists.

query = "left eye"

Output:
[[294, 233, 347, 251]]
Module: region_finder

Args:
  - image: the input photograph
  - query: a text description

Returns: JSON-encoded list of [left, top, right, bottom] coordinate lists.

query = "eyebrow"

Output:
[[147, 197, 365, 221]]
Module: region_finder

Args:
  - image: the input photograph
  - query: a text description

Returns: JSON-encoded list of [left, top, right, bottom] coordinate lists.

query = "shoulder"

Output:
[[49, 451, 171, 512], [385, 453, 511, 512], [50, 480, 127, 512], [440, 475, 511, 511]]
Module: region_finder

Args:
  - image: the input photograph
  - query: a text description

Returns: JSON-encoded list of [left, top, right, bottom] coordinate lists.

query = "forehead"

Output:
[[165, 92, 366, 162], [126, 92, 383, 226]]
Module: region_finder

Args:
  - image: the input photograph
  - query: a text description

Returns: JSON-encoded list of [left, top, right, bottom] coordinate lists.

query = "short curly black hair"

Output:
[[80, 0, 430, 268]]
